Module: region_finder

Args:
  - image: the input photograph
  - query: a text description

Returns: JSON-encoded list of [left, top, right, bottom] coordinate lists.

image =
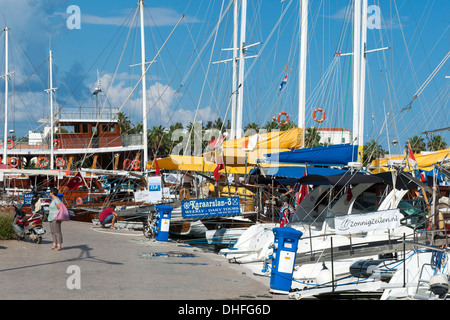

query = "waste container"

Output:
[[155, 204, 173, 242], [269, 227, 303, 294]]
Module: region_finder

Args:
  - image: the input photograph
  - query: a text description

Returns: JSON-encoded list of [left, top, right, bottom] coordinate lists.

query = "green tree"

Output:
[[362, 139, 386, 167], [407, 135, 426, 153], [304, 127, 321, 148], [427, 135, 447, 151], [244, 122, 260, 133], [262, 120, 280, 131], [148, 125, 170, 158], [117, 112, 132, 135]]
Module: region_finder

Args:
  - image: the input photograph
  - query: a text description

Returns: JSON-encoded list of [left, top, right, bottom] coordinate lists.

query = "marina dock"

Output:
[[0, 220, 286, 301]]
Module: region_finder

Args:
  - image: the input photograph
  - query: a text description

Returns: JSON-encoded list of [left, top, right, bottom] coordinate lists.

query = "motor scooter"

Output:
[[12, 201, 46, 244]]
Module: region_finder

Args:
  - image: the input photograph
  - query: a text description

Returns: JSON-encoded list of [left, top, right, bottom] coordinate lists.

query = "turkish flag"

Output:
[[154, 158, 161, 176], [213, 163, 224, 182], [67, 172, 85, 190]]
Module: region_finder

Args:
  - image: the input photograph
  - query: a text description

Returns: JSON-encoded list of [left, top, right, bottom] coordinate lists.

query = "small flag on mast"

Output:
[[279, 75, 288, 91]]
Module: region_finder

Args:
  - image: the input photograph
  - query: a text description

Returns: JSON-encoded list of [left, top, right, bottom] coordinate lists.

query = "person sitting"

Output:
[[99, 204, 118, 229]]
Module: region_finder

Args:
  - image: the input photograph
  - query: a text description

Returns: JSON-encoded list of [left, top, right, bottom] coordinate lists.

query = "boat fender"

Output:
[[315, 263, 332, 285], [277, 112, 289, 126], [429, 273, 449, 299], [9, 156, 19, 168], [312, 108, 325, 123], [76, 197, 83, 205]]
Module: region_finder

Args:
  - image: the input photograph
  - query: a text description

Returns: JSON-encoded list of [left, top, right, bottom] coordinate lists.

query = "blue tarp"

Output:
[[264, 144, 359, 166], [250, 166, 348, 179]]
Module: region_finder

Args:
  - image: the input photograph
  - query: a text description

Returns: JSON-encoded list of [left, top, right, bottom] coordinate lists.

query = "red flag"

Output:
[[296, 166, 309, 207], [67, 172, 85, 191], [154, 158, 161, 176], [407, 142, 418, 170], [214, 163, 224, 182]]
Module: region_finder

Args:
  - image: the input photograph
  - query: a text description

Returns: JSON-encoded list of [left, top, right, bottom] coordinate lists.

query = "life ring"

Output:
[[55, 157, 65, 168], [8, 156, 19, 168], [38, 157, 49, 168], [76, 197, 83, 205], [123, 159, 131, 170], [313, 108, 325, 123], [1, 139, 14, 150], [131, 160, 141, 170], [277, 112, 289, 126], [53, 140, 61, 149]]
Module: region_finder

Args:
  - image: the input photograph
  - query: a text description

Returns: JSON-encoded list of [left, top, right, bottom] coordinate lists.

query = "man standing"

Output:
[[99, 204, 118, 229]]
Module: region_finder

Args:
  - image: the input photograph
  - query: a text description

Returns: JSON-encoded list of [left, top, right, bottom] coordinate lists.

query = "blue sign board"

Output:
[[181, 197, 241, 219]]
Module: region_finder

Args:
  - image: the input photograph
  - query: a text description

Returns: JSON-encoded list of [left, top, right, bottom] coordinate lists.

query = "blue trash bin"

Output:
[[269, 227, 303, 294], [155, 205, 173, 242]]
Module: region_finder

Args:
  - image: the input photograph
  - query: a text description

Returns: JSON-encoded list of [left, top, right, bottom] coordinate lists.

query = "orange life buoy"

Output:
[[313, 108, 325, 123], [131, 160, 141, 170], [38, 157, 49, 168], [8, 156, 19, 168], [123, 159, 131, 170], [55, 157, 65, 168], [1, 139, 14, 150], [53, 140, 61, 149], [76, 197, 83, 205], [277, 112, 289, 126]]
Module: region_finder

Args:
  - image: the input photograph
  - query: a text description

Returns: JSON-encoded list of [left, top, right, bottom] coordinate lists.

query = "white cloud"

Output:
[[93, 72, 215, 129], [65, 7, 201, 28]]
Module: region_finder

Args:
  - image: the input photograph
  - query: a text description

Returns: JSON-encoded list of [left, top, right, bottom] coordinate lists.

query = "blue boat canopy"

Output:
[[263, 144, 359, 166]]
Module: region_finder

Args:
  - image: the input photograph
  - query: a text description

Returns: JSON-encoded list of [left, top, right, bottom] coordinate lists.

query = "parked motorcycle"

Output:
[[12, 202, 46, 244]]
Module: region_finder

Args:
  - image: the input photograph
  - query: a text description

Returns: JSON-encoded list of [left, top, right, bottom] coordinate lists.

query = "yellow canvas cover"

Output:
[[147, 155, 218, 172], [370, 147, 450, 172]]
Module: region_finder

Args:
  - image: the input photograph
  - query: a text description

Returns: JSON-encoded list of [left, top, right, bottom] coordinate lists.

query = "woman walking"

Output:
[[48, 187, 63, 251]]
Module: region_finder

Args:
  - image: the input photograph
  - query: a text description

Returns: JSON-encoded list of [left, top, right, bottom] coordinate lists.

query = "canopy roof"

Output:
[[295, 172, 384, 186]]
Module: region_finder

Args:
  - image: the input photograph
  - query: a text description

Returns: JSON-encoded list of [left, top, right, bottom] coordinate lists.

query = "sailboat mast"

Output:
[[359, 0, 368, 156], [230, 0, 239, 140], [298, 0, 308, 148], [139, 0, 148, 171], [49, 50, 55, 169], [2, 27, 9, 165], [236, 0, 247, 139], [352, 0, 361, 158]]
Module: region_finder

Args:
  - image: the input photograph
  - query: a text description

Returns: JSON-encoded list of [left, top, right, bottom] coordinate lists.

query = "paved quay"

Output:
[[0, 220, 288, 301]]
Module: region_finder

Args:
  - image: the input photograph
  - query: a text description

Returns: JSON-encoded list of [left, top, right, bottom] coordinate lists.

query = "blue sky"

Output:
[[0, 0, 448, 154]]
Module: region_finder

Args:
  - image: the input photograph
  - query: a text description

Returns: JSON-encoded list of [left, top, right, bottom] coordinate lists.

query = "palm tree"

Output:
[[244, 122, 260, 133], [362, 139, 386, 167], [427, 135, 447, 151], [304, 127, 321, 148], [117, 112, 132, 135], [407, 135, 426, 153], [148, 125, 170, 158], [262, 120, 280, 131], [279, 120, 297, 132]]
